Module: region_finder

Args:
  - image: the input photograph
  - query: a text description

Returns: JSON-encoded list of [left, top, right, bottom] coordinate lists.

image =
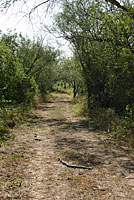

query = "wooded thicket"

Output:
[[55, 0, 134, 113], [0, 31, 58, 133], [54, 0, 134, 146]]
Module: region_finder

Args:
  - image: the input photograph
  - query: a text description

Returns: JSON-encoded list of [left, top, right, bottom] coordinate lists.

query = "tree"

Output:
[[55, 56, 84, 97], [0, 0, 57, 15], [0, 32, 38, 106], [35, 46, 59, 93], [17, 34, 59, 94], [55, 0, 134, 113], [0, 31, 59, 106]]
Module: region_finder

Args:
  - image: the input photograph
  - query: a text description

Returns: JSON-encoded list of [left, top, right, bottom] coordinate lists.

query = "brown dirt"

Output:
[[0, 92, 134, 200]]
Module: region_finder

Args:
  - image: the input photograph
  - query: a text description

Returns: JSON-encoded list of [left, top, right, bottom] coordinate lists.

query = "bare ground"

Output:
[[0, 92, 134, 200]]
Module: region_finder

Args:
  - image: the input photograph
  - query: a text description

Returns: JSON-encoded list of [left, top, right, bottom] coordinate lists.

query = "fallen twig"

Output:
[[58, 158, 92, 170]]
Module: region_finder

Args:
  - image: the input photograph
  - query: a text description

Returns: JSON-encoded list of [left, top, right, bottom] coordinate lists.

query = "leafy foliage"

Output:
[[54, 56, 85, 97], [0, 31, 59, 136], [55, 0, 134, 111], [54, 0, 134, 147]]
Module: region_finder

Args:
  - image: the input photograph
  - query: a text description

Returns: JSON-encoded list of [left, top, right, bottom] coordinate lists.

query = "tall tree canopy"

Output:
[[54, 0, 134, 113]]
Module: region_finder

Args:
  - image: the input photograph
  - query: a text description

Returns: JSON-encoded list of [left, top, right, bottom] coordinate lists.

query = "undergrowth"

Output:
[[0, 92, 54, 143], [53, 82, 73, 95], [0, 106, 26, 141], [72, 95, 88, 117], [0, 94, 42, 143], [73, 95, 134, 150]]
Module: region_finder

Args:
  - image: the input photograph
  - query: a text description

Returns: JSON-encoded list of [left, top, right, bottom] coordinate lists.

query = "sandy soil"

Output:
[[0, 92, 134, 200]]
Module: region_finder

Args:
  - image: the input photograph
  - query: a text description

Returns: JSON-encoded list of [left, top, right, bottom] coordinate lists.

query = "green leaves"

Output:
[[55, 0, 134, 113], [0, 31, 59, 107]]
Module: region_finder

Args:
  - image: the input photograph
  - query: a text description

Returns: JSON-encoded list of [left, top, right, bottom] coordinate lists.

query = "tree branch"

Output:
[[30, 58, 55, 76], [29, 0, 50, 17], [105, 0, 128, 11], [58, 158, 92, 170]]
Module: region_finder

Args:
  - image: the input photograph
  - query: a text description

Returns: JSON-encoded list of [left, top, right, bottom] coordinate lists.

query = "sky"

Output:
[[0, 0, 72, 57]]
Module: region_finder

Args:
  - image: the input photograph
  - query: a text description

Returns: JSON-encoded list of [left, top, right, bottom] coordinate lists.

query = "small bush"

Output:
[[0, 105, 28, 141], [72, 95, 88, 116], [89, 107, 117, 131], [110, 105, 134, 148]]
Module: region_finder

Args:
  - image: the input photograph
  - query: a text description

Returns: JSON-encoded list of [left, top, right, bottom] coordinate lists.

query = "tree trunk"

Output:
[[73, 80, 77, 98], [87, 86, 90, 110]]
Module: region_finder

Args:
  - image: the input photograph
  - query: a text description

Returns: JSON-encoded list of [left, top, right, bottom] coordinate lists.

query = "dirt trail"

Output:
[[1, 92, 134, 199]]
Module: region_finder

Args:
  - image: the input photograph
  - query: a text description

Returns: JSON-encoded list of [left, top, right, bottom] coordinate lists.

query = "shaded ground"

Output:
[[0, 92, 134, 199]]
